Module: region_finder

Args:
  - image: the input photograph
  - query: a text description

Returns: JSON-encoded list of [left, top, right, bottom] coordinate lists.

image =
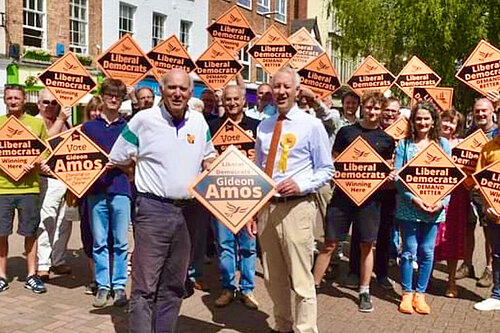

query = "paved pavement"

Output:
[[0, 221, 499, 333]]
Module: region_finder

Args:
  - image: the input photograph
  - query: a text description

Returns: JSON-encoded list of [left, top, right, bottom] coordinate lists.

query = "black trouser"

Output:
[[129, 195, 196, 333], [349, 190, 396, 279]]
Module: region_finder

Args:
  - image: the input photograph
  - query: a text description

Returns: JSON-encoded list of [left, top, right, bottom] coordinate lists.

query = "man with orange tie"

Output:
[[252, 67, 334, 333]]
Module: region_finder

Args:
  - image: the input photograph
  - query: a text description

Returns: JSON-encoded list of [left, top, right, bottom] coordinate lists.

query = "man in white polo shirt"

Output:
[[109, 69, 215, 333]]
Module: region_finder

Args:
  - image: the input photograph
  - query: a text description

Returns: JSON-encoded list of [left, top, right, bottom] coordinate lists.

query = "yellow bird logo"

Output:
[[63, 60, 78, 71], [166, 43, 180, 52], [268, 35, 280, 42], [120, 43, 132, 52], [316, 61, 329, 71], [228, 14, 242, 24], [225, 202, 248, 218], [425, 153, 441, 164], [471, 138, 483, 149], [352, 148, 369, 160], [365, 64, 377, 72], [211, 50, 224, 58], [6, 127, 23, 138], [478, 51, 493, 61], [187, 134, 195, 144]]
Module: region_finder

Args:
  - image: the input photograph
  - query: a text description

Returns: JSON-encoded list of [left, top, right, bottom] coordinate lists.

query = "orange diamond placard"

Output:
[[384, 117, 409, 141], [452, 129, 489, 188], [207, 5, 256, 52], [46, 128, 109, 198], [411, 87, 454, 113], [38, 52, 96, 107], [0, 116, 48, 181], [473, 159, 500, 215], [195, 41, 243, 90], [97, 34, 153, 86], [288, 27, 325, 69], [297, 53, 341, 99], [397, 141, 466, 206], [395, 56, 441, 97], [333, 137, 392, 206], [47, 125, 82, 151], [346, 55, 396, 97], [212, 118, 256, 161], [189, 145, 276, 234], [248, 25, 297, 75], [456, 40, 500, 96], [147, 35, 196, 82]]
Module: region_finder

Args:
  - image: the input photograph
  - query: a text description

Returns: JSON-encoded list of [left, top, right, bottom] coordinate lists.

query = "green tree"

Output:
[[327, 0, 499, 112]]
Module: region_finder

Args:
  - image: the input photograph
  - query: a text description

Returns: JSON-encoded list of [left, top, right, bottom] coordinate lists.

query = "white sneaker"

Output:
[[474, 298, 500, 311]]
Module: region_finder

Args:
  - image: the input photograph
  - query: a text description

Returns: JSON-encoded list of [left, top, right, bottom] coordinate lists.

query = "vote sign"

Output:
[[397, 141, 466, 206], [47, 125, 82, 151], [46, 128, 109, 198], [189, 145, 276, 234], [0, 116, 47, 181], [211, 118, 256, 161], [333, 137, 391, 206], [473, 159, 500, 216]]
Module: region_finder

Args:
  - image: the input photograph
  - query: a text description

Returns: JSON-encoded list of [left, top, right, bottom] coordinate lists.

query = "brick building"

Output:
[[1, 0, 102, 114], [209, 0, 296, 88]]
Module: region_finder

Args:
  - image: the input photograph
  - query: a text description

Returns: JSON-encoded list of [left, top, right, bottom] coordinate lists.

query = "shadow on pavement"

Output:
[[90, 304, 129, 332], [178, 315, 226, 332]]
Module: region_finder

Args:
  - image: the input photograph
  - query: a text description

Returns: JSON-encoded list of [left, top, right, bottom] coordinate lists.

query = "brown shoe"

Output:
[[50, 264, 72, 275], [240, 292, 259, 310], [412, 292, 431, 314], [193, 281, 210, 292], [398, 292, 414, 314], [476, 267, 493, 288], [38, 270, 50, 282], [455, 262, 475, 280], [215, 290, 234, 307], [445, 282, 458, 298]]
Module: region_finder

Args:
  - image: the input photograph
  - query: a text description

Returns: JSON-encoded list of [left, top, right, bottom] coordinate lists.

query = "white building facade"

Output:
[[101, 0, 208, 60]]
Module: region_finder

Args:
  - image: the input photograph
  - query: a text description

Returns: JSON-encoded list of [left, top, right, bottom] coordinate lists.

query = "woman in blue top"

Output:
[[394, 102, 451, 315]]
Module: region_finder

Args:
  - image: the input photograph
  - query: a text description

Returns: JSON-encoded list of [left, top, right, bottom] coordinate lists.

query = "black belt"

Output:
[[137, 192, 196, 207], [270, 194, 312, 203]]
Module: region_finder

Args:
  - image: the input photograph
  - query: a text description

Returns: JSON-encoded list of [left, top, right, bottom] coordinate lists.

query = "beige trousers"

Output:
[[258, 197, 318, 333]]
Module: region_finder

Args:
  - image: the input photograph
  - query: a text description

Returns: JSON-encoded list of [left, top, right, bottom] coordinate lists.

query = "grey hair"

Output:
[[222, 85, 246, 101], [270, 66, 300, 88], [38, 88, 52, 100], [159, 69, 194, 92], [135, 86, 154, 96]]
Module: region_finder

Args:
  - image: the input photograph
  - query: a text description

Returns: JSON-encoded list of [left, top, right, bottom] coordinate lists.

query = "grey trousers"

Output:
[[129, 195, 193, 333]]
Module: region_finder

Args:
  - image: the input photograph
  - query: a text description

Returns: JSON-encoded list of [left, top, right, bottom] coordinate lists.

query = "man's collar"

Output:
[[96, 114, 125, 125], [160, 104, 190, 122], [275, 104, 300, 121]]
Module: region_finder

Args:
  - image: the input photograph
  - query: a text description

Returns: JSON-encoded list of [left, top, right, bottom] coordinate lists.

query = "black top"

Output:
[[209, 114, 260, 158], [333, 122, 395, 160]]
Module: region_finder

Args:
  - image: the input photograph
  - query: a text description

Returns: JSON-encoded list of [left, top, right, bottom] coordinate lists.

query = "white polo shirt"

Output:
[[109, 105, 216, 199]]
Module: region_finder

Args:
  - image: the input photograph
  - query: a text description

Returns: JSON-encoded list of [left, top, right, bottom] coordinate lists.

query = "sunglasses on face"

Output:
[[42, 100, 59, 106]]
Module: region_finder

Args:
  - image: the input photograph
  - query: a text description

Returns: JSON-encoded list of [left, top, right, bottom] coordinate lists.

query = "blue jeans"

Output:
[[213, 220, 256, 295], [399, 219, 439, 293], [88, 194, 130, 290], [490, 223, 500, 300]]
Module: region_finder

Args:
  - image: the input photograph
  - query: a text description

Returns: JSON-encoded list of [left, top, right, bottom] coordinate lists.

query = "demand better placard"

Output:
[[333, 137, 391, 206], [0, 116, 47, 181], [397, 141, 465, 206], [189, 146, 276, 234]]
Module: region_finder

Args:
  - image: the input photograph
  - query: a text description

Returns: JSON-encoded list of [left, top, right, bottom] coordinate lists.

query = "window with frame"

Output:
[[240, 44, 250, 81], [276, 0, 287, 23], [152, 13, 166, 47], [69, 0, 88, 54], [23, 0, 45, 48], [257, 0, 270, 13], [119, 2, 135, 37], [179, 20, 192, 50], [237, 0, 252, 10], [255, 65, 268, 83]]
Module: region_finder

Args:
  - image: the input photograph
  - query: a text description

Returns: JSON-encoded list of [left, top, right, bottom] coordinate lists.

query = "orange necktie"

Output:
[[264, 114, 285, 177]]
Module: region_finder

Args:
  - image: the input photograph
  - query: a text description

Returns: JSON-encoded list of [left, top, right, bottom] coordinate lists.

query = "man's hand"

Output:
[[486, 90, 500, 107], [387, 169, 397, 182], [104, 162, 115, 171], [57, 106, 72, 122], [202, 157, 216, 171], [486, 207, 500, 221], [22, 164, 35, 173], [127, 86, 138, 104], [276, 178, 301, 196], [245, 217, 258, 238], [299, 86, 316, 100], [39, 160, 51, 174]]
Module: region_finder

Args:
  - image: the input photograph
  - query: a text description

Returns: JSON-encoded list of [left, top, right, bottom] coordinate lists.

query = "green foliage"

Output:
[[24, 75, 38, 87], [22, 49, 51, 62], [326, 0, 500, 112], [77, 55, 93, 66]]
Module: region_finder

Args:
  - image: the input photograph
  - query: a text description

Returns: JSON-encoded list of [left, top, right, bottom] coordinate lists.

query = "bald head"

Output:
[[223, 85, 245, 118], [160, 69, 193, 119]]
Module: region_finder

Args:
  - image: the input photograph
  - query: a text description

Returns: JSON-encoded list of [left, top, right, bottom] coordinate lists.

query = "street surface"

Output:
[[0, 221, 498, 333]]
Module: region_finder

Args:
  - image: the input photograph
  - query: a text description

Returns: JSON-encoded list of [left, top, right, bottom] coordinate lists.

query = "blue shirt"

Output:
[[83, 116, 131, 198], [255, 105, 334, 195], [394, 138, 451, 223]]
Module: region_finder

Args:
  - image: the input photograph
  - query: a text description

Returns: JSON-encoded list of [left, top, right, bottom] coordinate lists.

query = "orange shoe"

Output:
[[412, 292, 431, 314], [398, 292, 414, 314]]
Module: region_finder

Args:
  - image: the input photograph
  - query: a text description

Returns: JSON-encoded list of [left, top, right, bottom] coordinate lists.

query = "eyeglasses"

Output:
[[42, 100, 58, 106], [103, 93, 123, 100]]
